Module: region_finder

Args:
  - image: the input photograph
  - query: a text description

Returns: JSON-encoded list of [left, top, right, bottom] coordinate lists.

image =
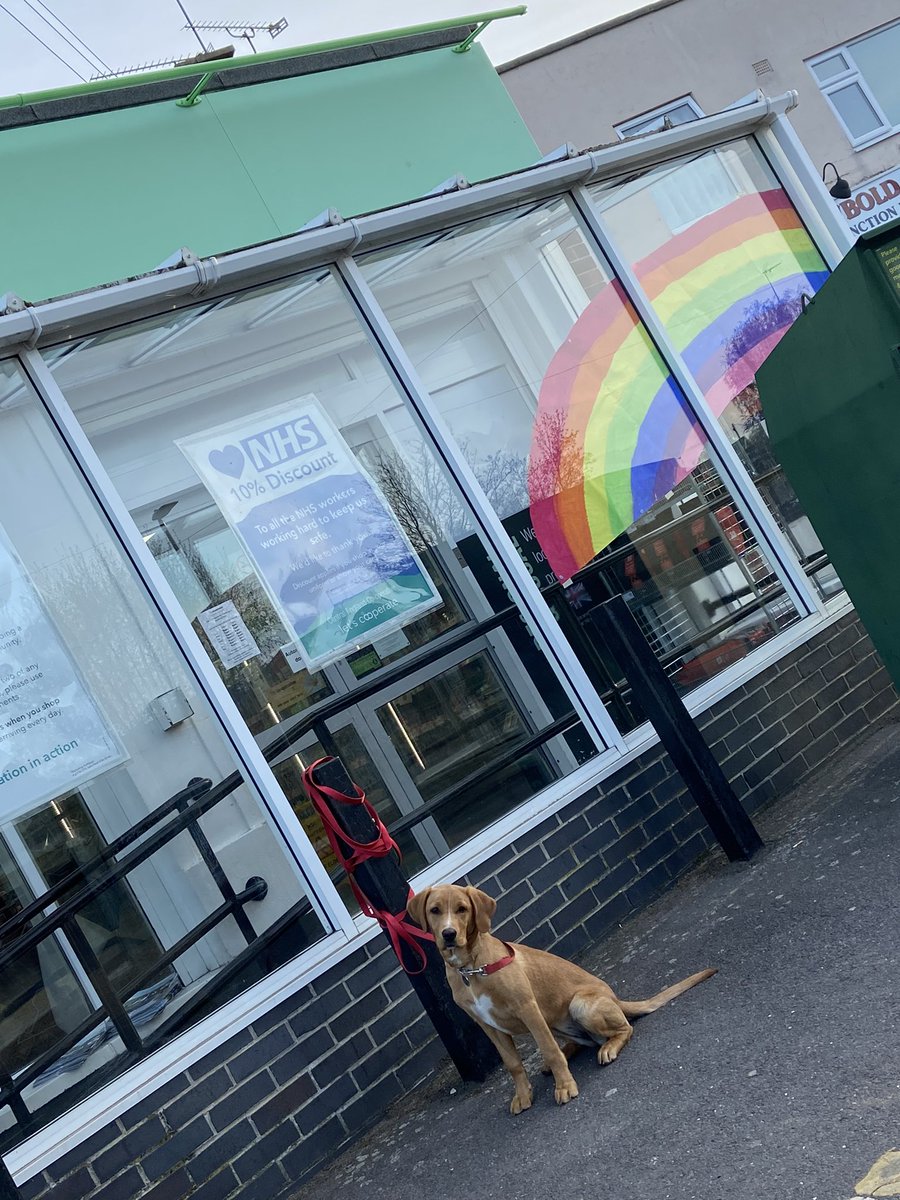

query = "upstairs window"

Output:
[[807, 21, 900, 148], [615, 96, 704, 140]]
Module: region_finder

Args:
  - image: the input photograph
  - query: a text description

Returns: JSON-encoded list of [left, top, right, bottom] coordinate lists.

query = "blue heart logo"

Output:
[[208, 445, 245, 479]]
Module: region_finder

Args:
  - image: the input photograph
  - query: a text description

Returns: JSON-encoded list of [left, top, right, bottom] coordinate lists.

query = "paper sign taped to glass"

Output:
[[0, 529, 122, 818], [177, 398, 442, 671]]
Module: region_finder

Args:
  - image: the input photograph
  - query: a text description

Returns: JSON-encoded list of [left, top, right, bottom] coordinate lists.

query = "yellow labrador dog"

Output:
[[408, 884, 716, 1114]]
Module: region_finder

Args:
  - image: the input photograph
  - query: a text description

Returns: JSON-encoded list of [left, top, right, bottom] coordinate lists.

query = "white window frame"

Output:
[[807, 25, 898, 150], [615, 95, 705, 141]]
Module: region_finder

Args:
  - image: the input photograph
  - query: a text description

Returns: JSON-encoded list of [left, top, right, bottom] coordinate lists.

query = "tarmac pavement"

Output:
[[292, 723, 900, 1200]]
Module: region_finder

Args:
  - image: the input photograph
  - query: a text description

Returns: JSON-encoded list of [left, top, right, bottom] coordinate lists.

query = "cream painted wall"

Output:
[[500, 0, 900, 189]]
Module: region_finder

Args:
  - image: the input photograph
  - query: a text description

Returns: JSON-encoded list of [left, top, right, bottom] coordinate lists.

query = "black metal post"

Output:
[[309, 757, 499, 1082], [589, 596, 763, 861]]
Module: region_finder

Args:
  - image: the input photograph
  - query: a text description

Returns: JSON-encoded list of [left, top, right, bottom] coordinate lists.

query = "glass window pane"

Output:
[[621, 101, 700, 137], [47, 271, 599, 874], [810, 52, 849, 83], [831, 81, 885, 139], [359, 198, 801, 726], [589, 140, 842, 602], [851, 23, 900, 126], [0, 359, 325, 1132]]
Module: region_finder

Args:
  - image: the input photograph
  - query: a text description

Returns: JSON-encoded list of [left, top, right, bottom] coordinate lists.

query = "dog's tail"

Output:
[[618, 968, 717, 1017]]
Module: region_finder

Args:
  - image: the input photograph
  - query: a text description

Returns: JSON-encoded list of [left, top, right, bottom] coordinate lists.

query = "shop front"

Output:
[[0, 96, 881, 1200]]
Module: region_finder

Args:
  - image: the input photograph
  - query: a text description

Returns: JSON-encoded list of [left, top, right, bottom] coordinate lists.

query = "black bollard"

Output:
[[308, 757, 499, 1081], [590, 596, 763, 862]]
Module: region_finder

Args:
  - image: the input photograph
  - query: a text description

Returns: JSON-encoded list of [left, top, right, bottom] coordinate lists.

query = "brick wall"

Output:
[[17, 610, 897, 1200]]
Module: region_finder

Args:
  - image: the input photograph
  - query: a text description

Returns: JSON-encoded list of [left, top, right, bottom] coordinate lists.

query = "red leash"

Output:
[[302, 758, 434, 974]]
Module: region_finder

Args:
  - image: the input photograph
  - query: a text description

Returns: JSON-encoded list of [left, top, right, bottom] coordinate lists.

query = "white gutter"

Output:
[[0, 90, 800, 354]]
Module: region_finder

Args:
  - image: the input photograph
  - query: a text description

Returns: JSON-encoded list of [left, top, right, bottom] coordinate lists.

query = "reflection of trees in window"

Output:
[[528, 407, 594, 506], [370, 439, 528, 548]]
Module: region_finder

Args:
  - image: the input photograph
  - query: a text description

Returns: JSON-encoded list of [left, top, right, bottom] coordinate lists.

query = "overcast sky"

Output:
[[0, 0, 638, 94]]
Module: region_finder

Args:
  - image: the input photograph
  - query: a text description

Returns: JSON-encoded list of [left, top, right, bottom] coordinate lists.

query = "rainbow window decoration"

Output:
[[528, 189, 829, 583]]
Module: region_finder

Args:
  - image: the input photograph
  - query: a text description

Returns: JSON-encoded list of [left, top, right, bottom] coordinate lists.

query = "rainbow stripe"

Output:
[[528, 189, 829, 581]]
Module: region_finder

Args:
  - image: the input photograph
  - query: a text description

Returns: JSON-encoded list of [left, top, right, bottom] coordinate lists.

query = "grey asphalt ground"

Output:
[[293, 723, 900, 1200]]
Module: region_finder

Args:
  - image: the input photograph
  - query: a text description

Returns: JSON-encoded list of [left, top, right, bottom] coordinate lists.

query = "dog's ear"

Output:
[[406, 888, 432, 931], [465, 887, 496, 935]]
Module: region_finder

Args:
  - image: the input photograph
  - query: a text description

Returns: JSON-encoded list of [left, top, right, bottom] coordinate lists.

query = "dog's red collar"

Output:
[[457, 941, 516, 986]]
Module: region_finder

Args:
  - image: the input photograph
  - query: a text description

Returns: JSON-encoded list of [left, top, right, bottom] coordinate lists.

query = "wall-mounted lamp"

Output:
[[822, 162, 852, 200]]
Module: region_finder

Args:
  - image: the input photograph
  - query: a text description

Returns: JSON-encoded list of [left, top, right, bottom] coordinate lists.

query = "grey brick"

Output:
[[340, 1072, 403, 1137], [367, 994, 419, 1046], [343, 955, 392, 1000], [93, 1118, 167, 1182], [47, 1127, 118, 1180], [281, 1117, 346, 1183], [350, 1041, 402, 1091], [310, 1032, 372, 1086], [119, 1075, 187, 1129], [294, 1076, 357, 1136], [229, 1026, 294, 1084], [142, 1116, 211, 1181], [186, 1119, 255, 1186], [542, 817, 589, 858], [497, 844, 546, 890], [288, 993, 333, 1039], [17, 1175, 49, 1200], [208, 1071, 275, 1134], [48, 1170, 95, 1200], [233, 1121, 297, 1184], [91, 1166, 144, 1200], [625, 861, 672, 909], [189, 1166, 239, 1200], [329, 989, 383, 1042], [252, 1072, 317, 1136], [141, 1166, 191, 1200], [235, 1163, 288, 1200], [164, 1067, 230, 1130], [633, 830, 678, 872], [395, 1039, 445, 1090], [187, 1030, 254, 1081]]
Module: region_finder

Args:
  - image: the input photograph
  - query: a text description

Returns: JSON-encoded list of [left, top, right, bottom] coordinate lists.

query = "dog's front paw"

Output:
[[510, 1088, 533, 1115], [554, 1078, 579, 1105], [598, 1044, 619, 1065]]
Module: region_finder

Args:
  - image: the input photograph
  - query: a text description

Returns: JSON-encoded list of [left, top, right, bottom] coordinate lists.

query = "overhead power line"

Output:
[[0, 2, 85, 80], [19, 0, 108, 75], [31, 0, 112, 73]]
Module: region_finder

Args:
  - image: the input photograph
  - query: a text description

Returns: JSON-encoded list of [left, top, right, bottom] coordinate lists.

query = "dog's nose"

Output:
[[442, 928, 457, 945]]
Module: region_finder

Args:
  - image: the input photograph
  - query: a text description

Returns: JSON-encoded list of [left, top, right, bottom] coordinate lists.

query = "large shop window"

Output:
[[0, 361, 325, 1144], [46, 271, 599, 891], [588, 138, 842, 605], [359, 197, 803, 730]]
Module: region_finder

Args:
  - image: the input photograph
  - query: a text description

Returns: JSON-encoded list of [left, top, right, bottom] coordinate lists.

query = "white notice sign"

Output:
[[0, 530, 122, 817], [197, 601, 260, 670]]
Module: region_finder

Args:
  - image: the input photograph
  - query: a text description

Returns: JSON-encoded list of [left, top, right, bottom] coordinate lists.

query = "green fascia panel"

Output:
[[757, 218, 900, 687], [0, 101, 282, 304], [0, 46, 538, 304], [206, 47, 539, 234]]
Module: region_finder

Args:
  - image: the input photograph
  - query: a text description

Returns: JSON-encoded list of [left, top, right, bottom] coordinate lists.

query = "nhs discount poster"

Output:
[[178, 398, 441, 670]]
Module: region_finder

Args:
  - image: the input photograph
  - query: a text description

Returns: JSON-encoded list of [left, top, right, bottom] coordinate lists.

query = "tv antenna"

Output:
[[184, 17, 289, 54]]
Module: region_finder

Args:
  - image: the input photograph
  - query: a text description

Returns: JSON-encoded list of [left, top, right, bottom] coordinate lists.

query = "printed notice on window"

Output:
[[0, 529, 122, 818], [177, 397, 441, 670], [198, 600, 260, 670]]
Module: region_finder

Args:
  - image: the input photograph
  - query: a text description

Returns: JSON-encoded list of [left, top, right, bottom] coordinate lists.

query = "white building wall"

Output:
[[500, 0, 900, 190]]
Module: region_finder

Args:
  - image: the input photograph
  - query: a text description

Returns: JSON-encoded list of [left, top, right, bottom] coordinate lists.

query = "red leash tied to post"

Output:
[[302, 758, 434, 973]]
